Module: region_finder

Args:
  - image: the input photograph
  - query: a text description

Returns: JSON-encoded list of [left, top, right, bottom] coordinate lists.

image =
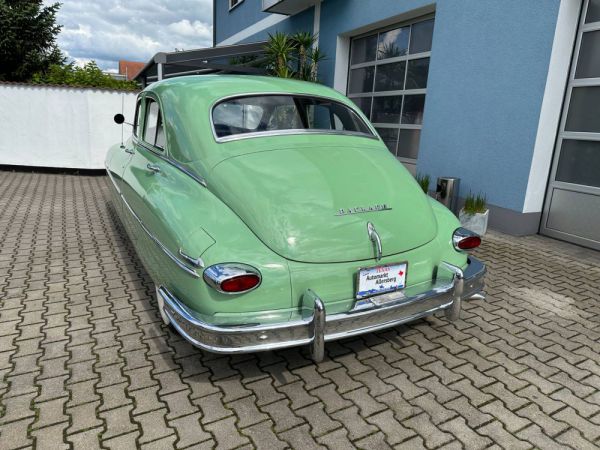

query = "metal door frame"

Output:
[[541, 0, 600, 250]]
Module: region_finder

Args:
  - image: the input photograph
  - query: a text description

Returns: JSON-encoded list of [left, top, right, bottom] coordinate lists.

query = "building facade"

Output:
[[214, 0, 600, 250]]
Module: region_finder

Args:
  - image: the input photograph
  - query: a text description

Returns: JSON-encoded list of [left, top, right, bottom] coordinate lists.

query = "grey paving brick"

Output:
[[366, 409, 416, 445], [168, 412, 212, 448], [204, 416, 250, 450], [296, 402, 342, 436], [403, 412, 454, 448], [279, 423, 323, 449]]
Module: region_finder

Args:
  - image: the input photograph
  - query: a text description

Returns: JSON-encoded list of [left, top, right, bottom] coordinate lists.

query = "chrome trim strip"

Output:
[[105, 167, 121, 195], [134, 137, 208, 187], [215, 129, 380, 144], [159, 257, 486, 360], [209, 92, 379, 143], [105, 162, 201, 279], [179, 249, 205, 268]]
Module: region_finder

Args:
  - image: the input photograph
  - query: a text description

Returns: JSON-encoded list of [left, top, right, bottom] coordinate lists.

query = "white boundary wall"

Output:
[[0, 83, 138, 169]]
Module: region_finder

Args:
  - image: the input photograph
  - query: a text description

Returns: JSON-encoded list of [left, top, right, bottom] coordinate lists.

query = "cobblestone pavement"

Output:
[[0, 170, 599, 450]]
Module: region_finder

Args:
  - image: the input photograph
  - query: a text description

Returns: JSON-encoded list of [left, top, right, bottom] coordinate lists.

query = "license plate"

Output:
[[356, 262, 407, 299]]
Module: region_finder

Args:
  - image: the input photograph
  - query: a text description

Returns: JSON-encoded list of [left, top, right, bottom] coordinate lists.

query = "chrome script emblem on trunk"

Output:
[[335, 204, 391, 216]]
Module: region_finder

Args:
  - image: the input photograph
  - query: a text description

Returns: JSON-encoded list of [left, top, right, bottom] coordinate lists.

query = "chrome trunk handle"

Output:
[[124, 147, 134, 154], [367, 222, 382, 261], [146, 163, 161, 174]]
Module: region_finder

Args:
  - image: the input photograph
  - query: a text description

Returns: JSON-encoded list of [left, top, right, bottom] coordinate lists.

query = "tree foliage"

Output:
[[265, 31, 325, 82], [0, 0, 64, 81], [32, 61, 139, 90]]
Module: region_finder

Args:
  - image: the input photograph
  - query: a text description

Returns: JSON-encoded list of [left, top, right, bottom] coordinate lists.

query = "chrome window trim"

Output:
[[215, 128, 380, 143], [210, 92, 379, 143], [105, 164, 201, 279]]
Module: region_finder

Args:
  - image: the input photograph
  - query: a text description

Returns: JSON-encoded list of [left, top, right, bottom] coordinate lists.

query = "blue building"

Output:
[[212, 0, 600, 249]]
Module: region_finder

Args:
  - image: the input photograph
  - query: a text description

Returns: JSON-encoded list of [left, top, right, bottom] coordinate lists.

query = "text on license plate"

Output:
[[356, 262, 407, 299]]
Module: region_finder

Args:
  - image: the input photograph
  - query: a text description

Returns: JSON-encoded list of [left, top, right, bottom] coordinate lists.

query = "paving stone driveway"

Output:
[[0, 170, 599, 450]]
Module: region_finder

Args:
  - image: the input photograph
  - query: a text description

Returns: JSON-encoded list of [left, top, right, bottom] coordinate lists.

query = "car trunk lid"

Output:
[[209, 144, 437, 263]]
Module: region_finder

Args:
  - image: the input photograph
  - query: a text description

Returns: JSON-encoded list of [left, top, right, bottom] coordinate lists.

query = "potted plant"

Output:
[[415, 173, 430, 195], [459, 192, 489, 235]]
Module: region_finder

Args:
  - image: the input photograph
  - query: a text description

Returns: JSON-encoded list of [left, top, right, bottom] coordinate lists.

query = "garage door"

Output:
[[541, 0, 600, 250]]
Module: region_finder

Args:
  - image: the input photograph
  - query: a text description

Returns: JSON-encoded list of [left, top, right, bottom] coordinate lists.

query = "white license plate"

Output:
[[356, 262, 407, 299]]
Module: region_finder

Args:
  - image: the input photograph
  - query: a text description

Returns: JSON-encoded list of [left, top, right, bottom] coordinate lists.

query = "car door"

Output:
[[121, 95, 188, 283]]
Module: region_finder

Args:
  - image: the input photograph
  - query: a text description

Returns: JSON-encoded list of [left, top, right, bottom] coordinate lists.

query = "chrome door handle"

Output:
[[147, 163, 161, 174], [124, 147, 134, 154]]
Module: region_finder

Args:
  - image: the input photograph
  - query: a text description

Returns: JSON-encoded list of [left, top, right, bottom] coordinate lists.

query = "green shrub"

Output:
[[463, 192, 487, 214], [415, 173, 430, 194], [32, 61, 139, 91]]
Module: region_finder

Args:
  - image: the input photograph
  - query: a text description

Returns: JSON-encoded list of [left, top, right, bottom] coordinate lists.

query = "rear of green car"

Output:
[[106, 75, 485, 361]]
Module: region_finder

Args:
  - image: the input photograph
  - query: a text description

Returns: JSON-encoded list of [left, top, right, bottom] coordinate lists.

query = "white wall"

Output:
[[0, 83, 138, 170]]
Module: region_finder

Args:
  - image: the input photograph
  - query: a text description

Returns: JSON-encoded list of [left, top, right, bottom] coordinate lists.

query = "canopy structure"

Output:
[[135, 41, 269, 86]]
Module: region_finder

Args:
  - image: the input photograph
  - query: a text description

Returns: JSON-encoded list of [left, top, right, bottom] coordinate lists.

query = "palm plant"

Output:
[[265, 31, 325, 82], [291, 31, 315, 80], [265, 32, 296, 79]]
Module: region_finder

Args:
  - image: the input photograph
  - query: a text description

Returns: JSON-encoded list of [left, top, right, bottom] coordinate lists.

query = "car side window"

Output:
[[143, 99, 165, 151], [133, 98, 142, 137]]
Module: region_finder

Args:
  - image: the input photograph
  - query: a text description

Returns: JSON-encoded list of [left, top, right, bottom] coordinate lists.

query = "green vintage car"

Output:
[[106, 75, 485, 361]]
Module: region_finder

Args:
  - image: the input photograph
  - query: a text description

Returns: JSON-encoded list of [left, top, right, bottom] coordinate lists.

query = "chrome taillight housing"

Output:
[[203, 263, 262, 294], [452, 227, 481, 251]]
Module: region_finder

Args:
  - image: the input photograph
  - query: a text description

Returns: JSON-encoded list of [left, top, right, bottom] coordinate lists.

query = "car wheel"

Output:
[[155, 286, 171, 326]]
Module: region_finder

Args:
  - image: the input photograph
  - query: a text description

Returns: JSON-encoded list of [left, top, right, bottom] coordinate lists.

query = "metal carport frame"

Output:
[[135, 41, 269, 86]]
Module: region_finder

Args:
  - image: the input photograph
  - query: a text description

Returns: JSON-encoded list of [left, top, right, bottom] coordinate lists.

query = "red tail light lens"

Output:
[[220, 274, 261, 293], [203, 263, 262, 294], [453, 228, 481, 251]]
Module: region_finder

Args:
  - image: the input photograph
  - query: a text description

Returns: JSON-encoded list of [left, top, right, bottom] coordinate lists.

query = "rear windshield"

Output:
[[212, 95, 374, 140]]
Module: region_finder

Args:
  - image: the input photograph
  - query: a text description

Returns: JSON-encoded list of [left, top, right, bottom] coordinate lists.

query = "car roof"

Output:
[[144, 75, 351, 105]]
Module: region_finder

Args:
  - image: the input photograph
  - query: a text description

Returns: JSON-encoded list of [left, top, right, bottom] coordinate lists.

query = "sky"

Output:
[[45, 0, 213, 72]]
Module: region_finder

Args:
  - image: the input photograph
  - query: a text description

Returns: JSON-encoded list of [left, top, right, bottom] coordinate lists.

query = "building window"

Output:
[[229, 0, 244, 11], [347, 17, 434, 171]]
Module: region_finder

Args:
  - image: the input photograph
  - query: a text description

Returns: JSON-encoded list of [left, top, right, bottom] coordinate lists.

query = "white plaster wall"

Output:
[[0, 84, 138, 169]]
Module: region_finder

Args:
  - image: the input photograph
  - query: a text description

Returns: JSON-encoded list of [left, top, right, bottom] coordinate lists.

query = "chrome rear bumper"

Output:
[[160, 257, 486, 362]]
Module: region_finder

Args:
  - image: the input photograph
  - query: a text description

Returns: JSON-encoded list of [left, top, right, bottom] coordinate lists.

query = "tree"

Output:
[[0, 0, 64, 81]]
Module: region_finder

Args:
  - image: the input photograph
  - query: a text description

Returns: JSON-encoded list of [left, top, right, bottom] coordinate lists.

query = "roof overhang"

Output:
[[135, 41, 269, 86], [262, 0, 319, 15]]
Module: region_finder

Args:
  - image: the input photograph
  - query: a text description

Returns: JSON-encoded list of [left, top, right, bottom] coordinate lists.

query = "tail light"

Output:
[[203, 263, 262, 294], [453, 227, 481, 251]]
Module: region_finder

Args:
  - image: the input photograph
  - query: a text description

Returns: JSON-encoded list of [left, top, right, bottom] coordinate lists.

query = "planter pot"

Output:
[[459, 209, 489, 236]]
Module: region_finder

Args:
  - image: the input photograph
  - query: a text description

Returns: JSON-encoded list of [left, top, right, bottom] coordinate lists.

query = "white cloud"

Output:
[[44, 0, 213, 71], [168, 19, 212, 39]]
